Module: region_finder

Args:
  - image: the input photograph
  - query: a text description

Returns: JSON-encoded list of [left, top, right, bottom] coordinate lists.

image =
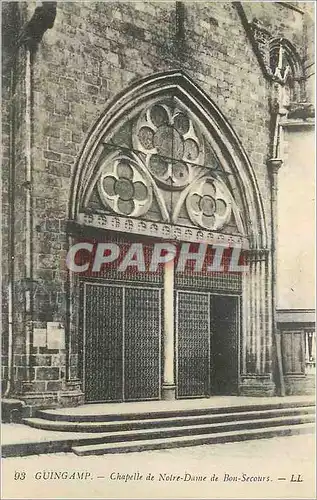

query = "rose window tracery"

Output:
[[133, 103, 204, 189], [94, 100, 236, 232]]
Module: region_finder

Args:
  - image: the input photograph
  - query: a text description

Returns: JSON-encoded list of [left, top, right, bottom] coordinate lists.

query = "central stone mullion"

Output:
[[161, 259, 176, 400]]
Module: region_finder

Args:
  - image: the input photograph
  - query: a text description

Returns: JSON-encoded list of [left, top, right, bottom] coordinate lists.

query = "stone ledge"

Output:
[[16, 390, 85, 417], [239, 376, 276, 397], [284, 374, 315, 396], [1, 399, 26, 423], [286, 102, 315, 120]]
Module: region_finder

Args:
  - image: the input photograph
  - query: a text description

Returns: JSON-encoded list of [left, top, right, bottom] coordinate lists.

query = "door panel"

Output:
[[177, 291, 210, 398], [83, 282, 161, 402], [281, 331, 305, 374], [124, 287, 161, 400], [84, 283, 123, 402], [210, 295, 238, 395]]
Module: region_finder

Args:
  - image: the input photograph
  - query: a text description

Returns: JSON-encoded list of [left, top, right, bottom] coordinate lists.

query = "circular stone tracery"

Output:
[[186, 177, 232, 230], [98, 154, 152, 217], [134, 103, 204, 189]]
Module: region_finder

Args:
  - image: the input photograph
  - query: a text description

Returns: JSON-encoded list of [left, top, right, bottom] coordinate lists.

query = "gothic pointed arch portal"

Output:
[[68, 71, 274, 402], [70, 70, 268, 250]]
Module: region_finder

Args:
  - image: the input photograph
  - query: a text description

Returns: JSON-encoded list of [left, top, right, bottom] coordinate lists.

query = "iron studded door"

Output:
[[83, 283, 123, 402], [83, 282, 161, 402], [176, 291, 210, 398], [124, 287, 161, 401]]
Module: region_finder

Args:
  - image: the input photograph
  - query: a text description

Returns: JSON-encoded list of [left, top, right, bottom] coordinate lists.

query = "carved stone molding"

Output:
[[76, 212, 250, 249], [235, 3, 303, 91], [245, 248, 269, 263], [286, 102, 315, 120], [267, 158, 283, 177], [250, 19, 302, 85]]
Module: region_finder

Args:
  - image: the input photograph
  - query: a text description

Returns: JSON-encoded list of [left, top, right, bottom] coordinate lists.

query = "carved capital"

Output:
[[267, 158, 283, 175], [245, 248, 269, 264]]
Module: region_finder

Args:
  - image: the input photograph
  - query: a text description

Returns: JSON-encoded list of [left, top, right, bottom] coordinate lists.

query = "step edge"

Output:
[[3, 423, 314, 459], [34, 405, 316, 424], [22, 414, 315, 436], [65, 419, 315, 448], [36, 401, 316, 422], [25, 406, 316, 424], [71, 423, 315, 453]]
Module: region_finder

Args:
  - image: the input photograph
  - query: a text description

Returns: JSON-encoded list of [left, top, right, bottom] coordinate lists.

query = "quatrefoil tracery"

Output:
[[186, 177, 232, 230], [95, 104, 234, 232], [98, 152, 153, 217], [133, 103, 204, 190]]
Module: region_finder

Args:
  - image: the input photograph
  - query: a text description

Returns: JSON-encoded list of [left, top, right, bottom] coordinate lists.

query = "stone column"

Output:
[[259, 250, 267, 373], [244, 249, 268, 374], [240, 248, 274, 395], [64, 229, 85, 404], [257, 250, 271, 374], [161, 259, 176, 400], [267, 157, 285, 395], [23, 46, 34, 389]]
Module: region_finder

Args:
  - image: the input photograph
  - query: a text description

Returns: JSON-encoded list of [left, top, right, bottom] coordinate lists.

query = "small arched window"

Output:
[[269, 38, 303, 103]]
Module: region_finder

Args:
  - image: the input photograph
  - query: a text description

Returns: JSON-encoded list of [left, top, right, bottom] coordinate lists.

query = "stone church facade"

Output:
[[2, 1, 315, 414]]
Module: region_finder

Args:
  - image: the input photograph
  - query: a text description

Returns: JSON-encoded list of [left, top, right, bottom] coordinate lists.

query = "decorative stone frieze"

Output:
[[76, 211, 249, 248]]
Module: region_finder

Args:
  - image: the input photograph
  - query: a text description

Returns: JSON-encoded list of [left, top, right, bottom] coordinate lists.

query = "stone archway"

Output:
[[66, 71, 273, 401], [70, 70, 267, 249]]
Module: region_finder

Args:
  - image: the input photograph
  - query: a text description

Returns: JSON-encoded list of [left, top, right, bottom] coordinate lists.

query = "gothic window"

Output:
[[269, 40, 302, 103], [90, 99, 242, 234]]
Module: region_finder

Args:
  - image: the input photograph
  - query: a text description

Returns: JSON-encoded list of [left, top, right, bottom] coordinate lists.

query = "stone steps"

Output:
[[24, 414, 315, 446], [17, 399, 315, 456], [23, 406, 315, 433], [34, 399, 315, 422], [71, 423, 315, 456]]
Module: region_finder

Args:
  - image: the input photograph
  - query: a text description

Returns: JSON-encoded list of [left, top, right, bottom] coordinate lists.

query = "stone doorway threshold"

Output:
[[40, 394, 315, 418]]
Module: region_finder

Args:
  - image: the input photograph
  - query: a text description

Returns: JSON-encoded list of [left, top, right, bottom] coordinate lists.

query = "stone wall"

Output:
[[2, 2, 30, 394], [303, 2, 315, 104]]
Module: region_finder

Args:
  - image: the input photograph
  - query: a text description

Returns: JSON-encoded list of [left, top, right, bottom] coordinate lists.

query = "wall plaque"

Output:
[[33, 328, 47, 348], [47, 322, 65, 350]]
